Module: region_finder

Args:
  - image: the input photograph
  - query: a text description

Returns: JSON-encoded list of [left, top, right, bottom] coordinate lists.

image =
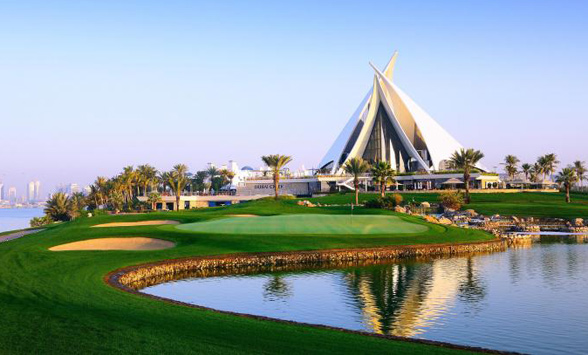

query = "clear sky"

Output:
[[1, 0, 587, 195]]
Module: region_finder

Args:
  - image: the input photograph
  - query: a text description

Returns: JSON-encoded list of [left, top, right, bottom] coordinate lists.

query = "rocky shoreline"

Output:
[[109, 240, 507, 289]]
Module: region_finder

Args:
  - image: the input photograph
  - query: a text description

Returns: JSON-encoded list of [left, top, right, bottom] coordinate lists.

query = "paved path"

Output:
[[0, 229, 43, 243]]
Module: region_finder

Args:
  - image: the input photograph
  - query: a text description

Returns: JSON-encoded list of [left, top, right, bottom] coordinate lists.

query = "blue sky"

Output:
[[1, 0, 587, 194]]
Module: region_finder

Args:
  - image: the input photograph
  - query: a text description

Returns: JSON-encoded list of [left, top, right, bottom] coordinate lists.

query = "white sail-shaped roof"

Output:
[[370, 63, 464, 171], [319, 52, 471, 174]]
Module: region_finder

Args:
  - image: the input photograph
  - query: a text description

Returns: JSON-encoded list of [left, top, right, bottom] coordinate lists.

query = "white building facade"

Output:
[[319, 52, 475, 175]]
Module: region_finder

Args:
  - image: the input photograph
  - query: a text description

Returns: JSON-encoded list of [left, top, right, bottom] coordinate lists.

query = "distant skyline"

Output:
[[1, 0, 587, 192]]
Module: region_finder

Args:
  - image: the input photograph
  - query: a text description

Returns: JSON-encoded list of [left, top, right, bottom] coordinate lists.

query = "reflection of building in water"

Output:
[[345, 257, 482, 337]]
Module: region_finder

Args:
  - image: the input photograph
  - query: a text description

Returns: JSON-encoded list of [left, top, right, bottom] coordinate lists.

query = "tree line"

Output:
[[33, 155, 294, 226], [503, 154, 585, 203]]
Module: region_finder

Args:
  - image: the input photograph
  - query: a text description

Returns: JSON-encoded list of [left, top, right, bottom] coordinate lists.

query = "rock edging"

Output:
[[109, 239, 506, 289]]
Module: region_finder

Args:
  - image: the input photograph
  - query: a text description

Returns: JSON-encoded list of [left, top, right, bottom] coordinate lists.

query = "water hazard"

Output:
[[141, 239, 588, 354]]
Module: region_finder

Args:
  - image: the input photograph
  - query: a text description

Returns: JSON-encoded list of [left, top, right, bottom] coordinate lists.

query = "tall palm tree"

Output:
[[536, 156, 548, 181], [555, 167, 577, 203], [343, 157, 370, 205], [90, 176, 109, 208], [137, 164, 158, 196], [206, 166, 220, 194], [521, 163, 532, 181], [69, 192, 87, 219], [371, 161, 395, 197], [531, 162, 543, 183], [44, 192, 72, 222], [167, 164, 189, 211], [158, 171, 170, 195], [261, 154, 293, 200], [503, 155, 519, 181], [192, 171, 208, 193], [448, 148, 484, 204], [573, 161, 586, 188], [120, 166, 136, 207], [220, 169, 236, 191], [543, 153, 559, 181]]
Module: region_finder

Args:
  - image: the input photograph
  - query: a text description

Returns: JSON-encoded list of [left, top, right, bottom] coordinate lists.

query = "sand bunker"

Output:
[[91, 220, 180, 228], [227, 214, 259, 217], [49, 237, 175, 251]]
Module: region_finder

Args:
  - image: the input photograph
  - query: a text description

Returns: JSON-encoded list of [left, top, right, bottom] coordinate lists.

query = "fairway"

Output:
[[176, 214, 429, 235]]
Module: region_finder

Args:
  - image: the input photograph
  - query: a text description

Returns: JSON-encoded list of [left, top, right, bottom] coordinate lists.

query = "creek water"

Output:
[[142, 239, 588, 354], [0, 208, 44, 233]]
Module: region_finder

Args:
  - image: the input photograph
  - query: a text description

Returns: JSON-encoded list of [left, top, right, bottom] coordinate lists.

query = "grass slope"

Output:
[[308, 192, 588, 219], [0, 200, 492, 354]]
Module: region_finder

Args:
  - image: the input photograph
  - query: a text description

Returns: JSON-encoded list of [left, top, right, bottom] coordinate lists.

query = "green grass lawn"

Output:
[[309, 192, 588, 219], [0, 199, 492, 354], [177, 214, 429, 235]]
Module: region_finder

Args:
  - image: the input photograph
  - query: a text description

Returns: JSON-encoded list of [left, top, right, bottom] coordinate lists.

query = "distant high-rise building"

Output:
[[83, 185, 92, 195], [34, 180, 41, 201], [8, 187, 17, 203], [68, 183, 80, 195], [0, 182, 4, 201], [28, 181, 35, 202]]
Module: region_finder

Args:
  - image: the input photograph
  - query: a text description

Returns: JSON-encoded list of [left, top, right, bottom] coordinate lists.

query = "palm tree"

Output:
[[448, 148, 484, 204], [44, 192, 72, 222], [137, 164, 158, 196], [543, 153, 559, 181], [261, 154, 293, 200], [503, 155, 519, 181], [555, 167, 578, 203], [69, 192, 87, 219], [167, 164, 189, 211], [206, 166, 220, 194], [120, 166, 136, 208], [158, 171, 170, 195], [220, 169, 236, 192], [371, 161, 395, 197], [573, 161, 586, 188], [89, 176, 109, 208], [521, 163, 532, 181], [536, 156, 548, 181], [531, 162, 543, 183], [147, 192, 162, 210], [192, 171, 208, 193], [343, 157, 370, 205]]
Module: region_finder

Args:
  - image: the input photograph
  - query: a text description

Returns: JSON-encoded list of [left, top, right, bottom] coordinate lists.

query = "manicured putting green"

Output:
[[176, 214, 428, 235]]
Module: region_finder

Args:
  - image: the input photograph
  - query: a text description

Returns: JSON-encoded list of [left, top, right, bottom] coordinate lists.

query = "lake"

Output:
[[142, 240, 588, 354], [0, 208, 44, 233]]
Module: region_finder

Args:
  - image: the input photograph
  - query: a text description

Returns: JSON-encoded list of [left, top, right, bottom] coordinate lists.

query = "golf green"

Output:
[[176, 214, 429, 235]]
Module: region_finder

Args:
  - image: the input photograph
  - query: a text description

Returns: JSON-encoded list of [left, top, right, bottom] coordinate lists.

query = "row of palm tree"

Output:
[[343, 158, 397, 205], [86, 163, 238, 211], [342, 149, 485, 206], [505, 154, 562, 183]]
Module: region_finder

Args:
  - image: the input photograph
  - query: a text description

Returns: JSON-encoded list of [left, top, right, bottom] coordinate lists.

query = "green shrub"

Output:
[[365, 194, 403, 209], [30, 215, 51, 228], [364, 199, 383, 209], [438, 191, 464, 210]]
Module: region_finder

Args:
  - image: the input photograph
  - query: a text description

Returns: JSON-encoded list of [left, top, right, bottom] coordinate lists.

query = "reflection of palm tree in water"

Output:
[[344, 263, 432, 335], [263, 275, 292, 301], [345, 258, 476, 337], [458, 257, 487, 307]]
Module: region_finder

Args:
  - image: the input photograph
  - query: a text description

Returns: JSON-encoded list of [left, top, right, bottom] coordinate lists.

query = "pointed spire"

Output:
[[383, 51, 398, 81], [369, 61, 392, 86]]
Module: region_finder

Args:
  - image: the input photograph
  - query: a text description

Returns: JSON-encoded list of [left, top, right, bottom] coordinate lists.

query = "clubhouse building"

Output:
[[143, 52, 502, 210]]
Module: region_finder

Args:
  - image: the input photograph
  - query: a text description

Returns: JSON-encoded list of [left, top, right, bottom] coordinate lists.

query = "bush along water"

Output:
[[364, 194, 403, 209]]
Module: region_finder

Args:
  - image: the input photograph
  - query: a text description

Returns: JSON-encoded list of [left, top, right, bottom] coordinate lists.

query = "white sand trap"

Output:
[[91, 220, 180, 228], [227, 214, 259, 217], [49, 237, 175, 251]]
